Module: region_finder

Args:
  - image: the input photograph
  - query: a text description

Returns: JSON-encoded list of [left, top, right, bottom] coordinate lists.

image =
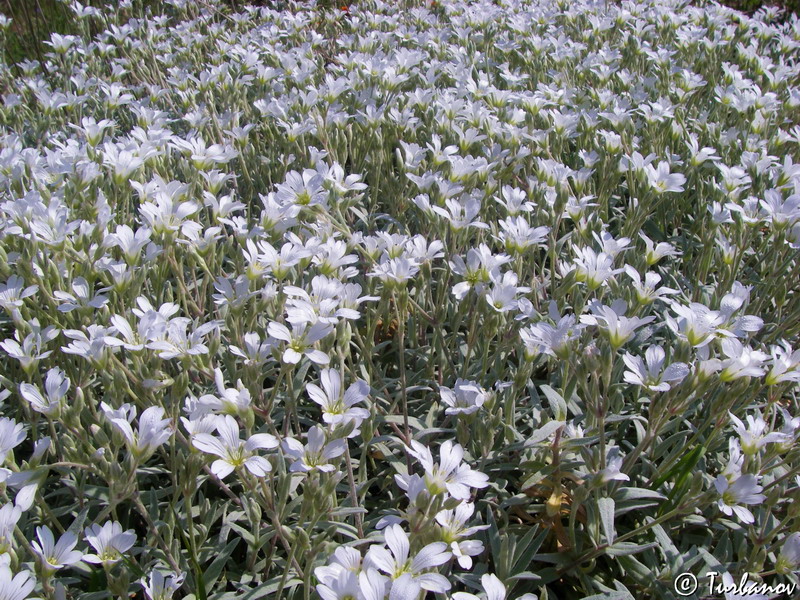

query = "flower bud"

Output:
[[90, 424, 109, 447]]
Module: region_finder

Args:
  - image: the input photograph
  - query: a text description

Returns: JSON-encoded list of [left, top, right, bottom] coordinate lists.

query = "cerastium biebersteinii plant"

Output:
[[0, 0, 799, 598]]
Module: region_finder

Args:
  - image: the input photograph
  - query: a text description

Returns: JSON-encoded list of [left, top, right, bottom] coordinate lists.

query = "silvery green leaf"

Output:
[[203, 538, 242, 591], [615, 554, 654, 580], [606, 542, 659, 556], [597, 496, 616, 544], [539, 385, 568, 421], [651, 524, 679, 563], [614, 487, 666, 502], [525, 420, 565, 446]]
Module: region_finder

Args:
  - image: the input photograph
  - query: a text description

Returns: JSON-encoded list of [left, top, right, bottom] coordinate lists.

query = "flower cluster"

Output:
[[0, 0, 798, 598]]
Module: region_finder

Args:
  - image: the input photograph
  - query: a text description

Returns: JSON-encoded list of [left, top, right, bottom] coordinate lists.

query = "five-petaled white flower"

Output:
[[191, 415, 278, 479], [83, 521, 137, 566], [306, 369, 370, 437], [622, 346, 689, 392], [101, 402, 173, 460], [728, 412, 789, 456], [268, 321, 332, 365], [31, 525, 83, 573], [282, 426, 346, 473], [440, 379, 487, 416], [406, 440, 489, 499], [19, 367, 70, 417], [715, 474, 766, 524], [435, 502, 489, 570], [580, 299, 654, 350], [366, 524, 452, 593]]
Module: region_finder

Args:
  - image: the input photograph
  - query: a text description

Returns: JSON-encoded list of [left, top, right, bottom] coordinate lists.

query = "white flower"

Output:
[[717, 283, 763, 337], [83, 521, 137, 566], [198, 368, 253, 418], [432, 195, 488, 230], [268, 321, 332, 365], [718, 339, 769, 382], [622, 346, 689, 392], [597, 446, 630, 483], [102, 142, 146, 184], [452, 573, 507, 600], [180, 396, 218, 437], [580, 299, 654, 349], [6, 468, 46, 511], [485, 272, 530, 313], [137, 184, 199, 235], [776, 532, 800, 574], [307, 369, 370, 437], [317, 557, 359, 599], [715, 474, 766, 524], [639, 233, 679, 265], [316, 567, 361, 600], [170, 136, 237, 170], [75, 116, 115, 146], [563, 195, 597, 220], [593, 230, 631, 258], [30, 526, 83, 573], [0, 418, 25, 464], [440, 379, 487, 416], [435, 503, 489, 569], [275, 169, 328, 208], [624, 267, 678, 305], [405, 235, 444, 265], [406, 440, 489, 500], [0, 558, 35, 600], [355, 568, 391, 600], [450, 244, 511, 301], [54, 277, 109, 312], [141, 570, 185, 600], [191, 415, 278, 479], [520, 302, 584, 360], [0, 276, 38, 313], [282, 426, 345, 473], [19, 368, 69, 417], [728, 412, 789, 455], [765, 341, 800, 385], [497, 216, 549, 253], [1, 324, 59, 372], [567, 247, 621, 291], [369, 256, 420, 285], [645, 161, 686, 194], [665, 301, 723, 348], [366, 524, 451, 593], [394, 473, 429, 508], [101, 403, 173, 460], [146, 318, 219, 360], [229, 332, 275, 368], [0, 503, 21, 553]]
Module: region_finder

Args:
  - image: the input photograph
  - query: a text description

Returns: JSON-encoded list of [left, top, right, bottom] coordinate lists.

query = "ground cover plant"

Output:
[[0, 0, 799, 598]]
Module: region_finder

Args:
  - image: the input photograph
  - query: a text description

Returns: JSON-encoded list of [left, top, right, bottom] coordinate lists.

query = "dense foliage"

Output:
[[0, 1, 799, 599]]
